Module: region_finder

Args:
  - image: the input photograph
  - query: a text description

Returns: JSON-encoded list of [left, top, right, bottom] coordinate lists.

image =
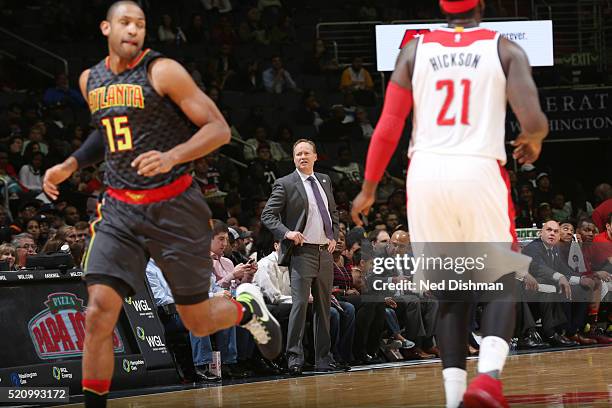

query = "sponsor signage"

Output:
[[376, 20, 554, 71], [28, 292, 125, 359]]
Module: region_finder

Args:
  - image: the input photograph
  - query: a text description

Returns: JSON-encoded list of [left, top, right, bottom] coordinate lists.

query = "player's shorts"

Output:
[[406, 151, 516, 243], [82, 174, 212, 305], [406, 152, 531, 286]]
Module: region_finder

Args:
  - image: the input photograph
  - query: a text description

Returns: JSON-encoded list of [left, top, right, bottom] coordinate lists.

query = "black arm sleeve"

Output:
[[71, 129, 105, 169]]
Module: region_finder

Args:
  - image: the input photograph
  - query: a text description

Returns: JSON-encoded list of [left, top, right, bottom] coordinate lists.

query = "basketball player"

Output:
[[43, 2, 280, 406], [351, 1, 548, 407]]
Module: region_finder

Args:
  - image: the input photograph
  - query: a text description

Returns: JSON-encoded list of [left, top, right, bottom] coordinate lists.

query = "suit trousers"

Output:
[[286, 245, 334, 368]]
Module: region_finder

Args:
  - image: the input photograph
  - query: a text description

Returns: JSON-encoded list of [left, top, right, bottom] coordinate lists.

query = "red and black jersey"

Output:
[[86, 49, 194, 190]]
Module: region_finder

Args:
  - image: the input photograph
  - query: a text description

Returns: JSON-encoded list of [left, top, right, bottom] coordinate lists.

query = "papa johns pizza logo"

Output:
[[28, 292, 125, 359]]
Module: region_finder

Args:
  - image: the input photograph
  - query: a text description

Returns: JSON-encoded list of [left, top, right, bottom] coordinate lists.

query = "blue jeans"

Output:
[[190, 327, 238, 366], [330, 301, 355, 362], [385, 307, 401, 336]]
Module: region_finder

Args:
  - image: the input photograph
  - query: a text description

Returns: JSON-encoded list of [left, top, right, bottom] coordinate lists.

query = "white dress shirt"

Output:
[[296, 169, 331, 244]]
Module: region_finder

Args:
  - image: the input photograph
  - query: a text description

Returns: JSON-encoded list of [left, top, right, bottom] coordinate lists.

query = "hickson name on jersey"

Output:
[[86, 49, 195, 190], [409, 28, 507, 164]]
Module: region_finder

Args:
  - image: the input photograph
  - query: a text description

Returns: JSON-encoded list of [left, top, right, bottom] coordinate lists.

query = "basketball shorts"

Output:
[[82, 180, 213, 305], [406, 151, 531, 285]]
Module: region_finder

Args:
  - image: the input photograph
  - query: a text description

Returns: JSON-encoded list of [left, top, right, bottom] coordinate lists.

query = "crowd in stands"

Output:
[[0, 0, 610, 383]]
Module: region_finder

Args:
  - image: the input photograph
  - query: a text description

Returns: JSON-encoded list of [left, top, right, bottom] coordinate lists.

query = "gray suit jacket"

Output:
[[261, 170, 339, 266]]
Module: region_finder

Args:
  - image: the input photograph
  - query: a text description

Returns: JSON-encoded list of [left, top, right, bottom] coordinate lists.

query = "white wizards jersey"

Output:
[[409, 27, 507, 163]]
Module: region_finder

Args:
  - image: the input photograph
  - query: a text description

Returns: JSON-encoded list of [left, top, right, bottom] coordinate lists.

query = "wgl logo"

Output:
[[132, 299, 151, 312], [136, 326, 166, 349]]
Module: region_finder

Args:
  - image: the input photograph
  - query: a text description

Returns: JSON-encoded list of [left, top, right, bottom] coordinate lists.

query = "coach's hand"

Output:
[[286, 231, 305, 246], [524, 273, 539, 291], [132, 150, 175, 177], [558, 276, 572, 300], [511, 134, 542, 164], [351, 185, 376, 226], [43, 157, 78, 200]]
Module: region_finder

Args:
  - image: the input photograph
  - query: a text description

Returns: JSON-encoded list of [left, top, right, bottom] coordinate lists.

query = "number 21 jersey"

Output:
[[409, 28, 507, 164]]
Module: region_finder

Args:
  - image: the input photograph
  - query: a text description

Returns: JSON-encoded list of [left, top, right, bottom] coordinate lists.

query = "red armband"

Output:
[[364, 81, 413, 183]]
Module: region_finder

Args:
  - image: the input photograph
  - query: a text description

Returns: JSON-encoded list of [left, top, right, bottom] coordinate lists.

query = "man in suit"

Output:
[[522, 220, 593, 346], [261, 139, 339, 374]]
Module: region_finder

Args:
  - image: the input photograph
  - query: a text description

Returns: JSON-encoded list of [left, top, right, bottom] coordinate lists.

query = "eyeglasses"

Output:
[[19, 244, 37, 250]]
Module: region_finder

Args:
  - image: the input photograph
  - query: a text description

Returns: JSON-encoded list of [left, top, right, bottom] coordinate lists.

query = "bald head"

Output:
[[106, 0, 143, 20], [391, 230, 410, 245], [540, 220, 560, 246]]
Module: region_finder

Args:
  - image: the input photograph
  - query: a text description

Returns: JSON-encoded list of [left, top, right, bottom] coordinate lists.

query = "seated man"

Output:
[[522, 221, 590, 346], [211, 220, 257, 288], [146, 258, 249, 380], [372, 230, 439, 358], [575, 217, 612, 342]]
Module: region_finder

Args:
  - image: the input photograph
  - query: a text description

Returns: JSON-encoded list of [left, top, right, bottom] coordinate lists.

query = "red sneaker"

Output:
[[463, 374, 509, 408]]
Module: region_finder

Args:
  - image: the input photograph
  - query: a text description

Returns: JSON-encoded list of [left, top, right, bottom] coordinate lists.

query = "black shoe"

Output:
[[237, 283, 282, 360], [221, 363, 251, 379], [332, 361, 351, 371], [288, 364, 303, 376], [547, 332, 578, 347], [313, 364, 342, 373], [518, 330, 549, 349], [194, 365, 221, 382]]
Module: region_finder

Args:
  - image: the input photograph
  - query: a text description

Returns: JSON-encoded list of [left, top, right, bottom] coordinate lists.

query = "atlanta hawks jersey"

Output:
[[86, 49, 194, 190], [409, 27, 507, 163]]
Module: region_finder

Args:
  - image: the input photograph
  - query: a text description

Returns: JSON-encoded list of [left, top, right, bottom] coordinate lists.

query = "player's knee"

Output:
[[85, 300, 120, 336]]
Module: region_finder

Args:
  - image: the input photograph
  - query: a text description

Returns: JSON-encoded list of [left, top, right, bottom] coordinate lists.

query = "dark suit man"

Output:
[[261, 139, 339, 374], [522, 220, 592, 346]]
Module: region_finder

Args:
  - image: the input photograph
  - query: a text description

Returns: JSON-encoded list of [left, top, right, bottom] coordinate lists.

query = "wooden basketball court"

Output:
[[59, 347, 611, 407]]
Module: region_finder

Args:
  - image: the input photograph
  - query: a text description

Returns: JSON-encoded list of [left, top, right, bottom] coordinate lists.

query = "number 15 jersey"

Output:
[[86, 49, 194, 190], [409, 28, 507, 164]]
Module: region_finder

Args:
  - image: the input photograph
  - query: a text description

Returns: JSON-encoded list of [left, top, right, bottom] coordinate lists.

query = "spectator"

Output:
[[18, 152, 44, 193], [210, 16, 238, 47], [534, 173, 553, 205], [275, 125, 295, 156], [551, 193, 570, 222], [158, 14, 178, 43], [25, 218, 42, 247], [244, 126, 289, 162], [238, 7, 265, 44], [62, 205, 81, 226], [305, 39, 340, 75], [0, 243, 17, 270], [296, 92, 327, 130], [564, 183, 594, 222], [0, 150, 16, 177], [355, 107, 374, 138], [227, 227, 252, 265], [208, 44, 239, 90], [537, 202, 553, 225], [339, 57, 375, 105], [211, 219, 257, 288], [11, 202, 39, 234], [367, 229, 390, 245], [248, 144, 280, 194], [55, 225, 77, 245], [318, 105, 361, 141], [227, 60, 264, 92], [592, 183, 612, 232], [6, 136, 23, 173], [516, 183, 538, 228], [23, 122, 49, 156], [11, 232, 37, 268], [74, 221, 90, 244], [43, 72, 85, 107], [385, 213, 400, 232], [269, 15, 295, 45], [519, 163, 537, 187], [185, 13, 208, 44], [262, 56, 299, 94], [332, 147, 363, 185]]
